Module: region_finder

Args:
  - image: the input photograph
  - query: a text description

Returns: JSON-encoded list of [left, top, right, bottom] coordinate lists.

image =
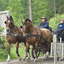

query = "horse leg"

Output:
[[23, 47, 30, 60], [23, 42, 28, 60], [26, 47, 30, 60], [23, 42, 29, 60], [41, 45, 46, 60], [16, 42, 21, 61], [46, 43, 50, 58], [7, 42, 11, 62], [34, 42, 38, 62]]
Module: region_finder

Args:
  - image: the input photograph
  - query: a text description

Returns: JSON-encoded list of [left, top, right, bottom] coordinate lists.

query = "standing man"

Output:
[[38, 17, 49, 29]]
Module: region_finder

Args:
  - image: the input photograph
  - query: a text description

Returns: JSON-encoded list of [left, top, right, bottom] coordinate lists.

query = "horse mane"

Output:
[[27, 21, 34, 28], [23, 19, 32, 25], [25, 19, 32, 23]]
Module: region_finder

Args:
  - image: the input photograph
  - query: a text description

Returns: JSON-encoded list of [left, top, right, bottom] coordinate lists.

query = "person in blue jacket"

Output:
[[38, 17, 49, 29], [53, 19, 64, 41]]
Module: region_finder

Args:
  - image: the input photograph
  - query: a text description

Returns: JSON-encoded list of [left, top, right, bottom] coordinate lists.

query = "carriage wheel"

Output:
[[32, 47, 40, 59]]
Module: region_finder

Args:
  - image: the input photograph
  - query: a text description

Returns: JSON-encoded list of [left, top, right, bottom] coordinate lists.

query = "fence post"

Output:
[[59, 37, 62, 64], [53, 34, 57, 64]]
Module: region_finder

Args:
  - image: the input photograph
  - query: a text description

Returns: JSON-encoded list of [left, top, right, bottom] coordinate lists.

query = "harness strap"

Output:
[[38, 28, 42, 44], [6, 26, 23, 37], [6, 33, 23, 37], [30, 28, 36, 34], [35, 28, 38, 34], [25, 33, 50, 44]]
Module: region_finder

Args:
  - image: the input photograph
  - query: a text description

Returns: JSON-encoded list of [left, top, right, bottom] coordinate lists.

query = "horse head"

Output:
[[5, 16, 14, 32], [22, 19, 34, 33]]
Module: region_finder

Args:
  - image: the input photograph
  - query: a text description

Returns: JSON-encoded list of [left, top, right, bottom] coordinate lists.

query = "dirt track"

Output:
[[0, 57, 64, 64]]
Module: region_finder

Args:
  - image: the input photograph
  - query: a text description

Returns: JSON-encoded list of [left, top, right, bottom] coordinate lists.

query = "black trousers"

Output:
[[53, 29, 64, 41]]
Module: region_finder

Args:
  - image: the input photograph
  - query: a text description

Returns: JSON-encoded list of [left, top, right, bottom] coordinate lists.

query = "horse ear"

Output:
[[21, 21, 24, 24], [10, 16, 13, 21]]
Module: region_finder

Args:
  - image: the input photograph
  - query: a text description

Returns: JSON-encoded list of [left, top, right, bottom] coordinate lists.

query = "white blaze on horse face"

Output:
[[23, 26, 26, 32], [7, 54, 10, 62], [8, 20, 10, 22]]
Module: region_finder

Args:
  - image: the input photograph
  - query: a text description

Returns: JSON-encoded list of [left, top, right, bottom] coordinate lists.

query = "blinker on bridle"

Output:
[[23, 22, 29, 33], [5, 19, 13, 29]]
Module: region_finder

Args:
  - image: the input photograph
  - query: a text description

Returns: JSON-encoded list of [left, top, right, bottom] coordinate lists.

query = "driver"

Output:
[[38, 17, 49, 29]]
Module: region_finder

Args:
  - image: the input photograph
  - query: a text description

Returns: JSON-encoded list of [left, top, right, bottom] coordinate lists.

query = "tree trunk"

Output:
[[29, 0, 32, 21], [54, 0, 56, 16], [0, 5, 1, 11]]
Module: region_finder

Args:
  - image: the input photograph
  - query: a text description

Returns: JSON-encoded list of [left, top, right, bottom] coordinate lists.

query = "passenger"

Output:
[[53, 19, 64, 41], [38, 17, 49, 29]]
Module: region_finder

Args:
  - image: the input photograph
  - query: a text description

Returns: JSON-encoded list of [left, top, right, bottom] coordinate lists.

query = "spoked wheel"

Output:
[[32, 47, 40, 59]]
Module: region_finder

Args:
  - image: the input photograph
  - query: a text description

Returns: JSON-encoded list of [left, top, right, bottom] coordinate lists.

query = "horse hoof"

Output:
[[42, 57, 46, 60], [34, 58, 38, 62], [26, 57, 30, 60], [46, 56, 49, 58], [46, 52, 49, 57], [23, 58, 26, 60], [19, 58, 21, 61]]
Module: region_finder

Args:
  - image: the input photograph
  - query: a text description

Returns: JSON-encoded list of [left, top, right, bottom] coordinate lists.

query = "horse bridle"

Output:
[[6, 19, 23, 37], [6, 26, 23, 37], [23, 22, 30, 33], [6, 22, 13, 29]]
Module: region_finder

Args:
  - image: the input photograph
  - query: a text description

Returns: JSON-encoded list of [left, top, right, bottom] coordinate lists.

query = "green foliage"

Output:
[[8, 0, 29, 26], [1, 37, 7, 46], [0, 0, 64, 27], [9, 0, 23, 26], [0, 44, 27, 61], [0, 0, 9, 11], [0, 25, 6, 46], [0, 25, 4, 32], [49, 14, 64, 30], [31, 0, 54, 26]]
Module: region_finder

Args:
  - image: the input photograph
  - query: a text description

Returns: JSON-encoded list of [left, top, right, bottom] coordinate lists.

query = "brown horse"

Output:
[[4, 16, 30, 62], [22, 19, 52, 61]]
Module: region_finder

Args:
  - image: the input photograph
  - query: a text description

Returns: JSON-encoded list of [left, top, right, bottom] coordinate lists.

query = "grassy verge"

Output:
[[0, 44, 44, 61], [0, 43, 26, 61]]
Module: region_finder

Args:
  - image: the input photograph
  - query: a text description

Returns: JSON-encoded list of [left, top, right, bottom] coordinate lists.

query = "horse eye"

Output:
[[5, 21, 7, 24], [10, 22, 12, 24], [20, 26, 22, 28]]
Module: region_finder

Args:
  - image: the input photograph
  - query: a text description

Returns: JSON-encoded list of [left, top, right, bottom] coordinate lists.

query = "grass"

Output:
[[0, 43, 26, 61], [0, 43, 44, 61]]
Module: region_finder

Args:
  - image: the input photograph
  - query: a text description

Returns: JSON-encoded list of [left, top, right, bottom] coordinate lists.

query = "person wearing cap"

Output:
[[38, 17, 49, 29], [53, 19, 64, 41]]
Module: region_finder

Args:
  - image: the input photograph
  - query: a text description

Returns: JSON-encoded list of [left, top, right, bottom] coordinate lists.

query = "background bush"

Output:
[[0, 25, 6, 46], [49, 14, 64, 30]]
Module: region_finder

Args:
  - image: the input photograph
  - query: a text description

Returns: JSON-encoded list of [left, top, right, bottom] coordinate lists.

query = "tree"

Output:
[[29, 0, 32, 21], [0, 0, 9, 11], [54, 0, 56, 16], [9, 0, 24, 26]]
